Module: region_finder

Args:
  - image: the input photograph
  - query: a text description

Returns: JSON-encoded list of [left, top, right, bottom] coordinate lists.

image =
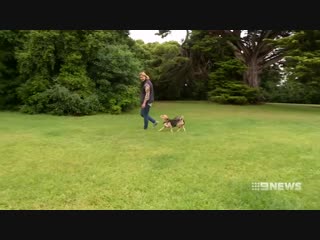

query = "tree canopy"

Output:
[[1, 30, 320, 115]]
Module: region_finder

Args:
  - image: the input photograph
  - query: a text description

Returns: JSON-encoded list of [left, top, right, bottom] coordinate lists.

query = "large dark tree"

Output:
[[158, 30, 291, 88], [207, 30, 291, 88]]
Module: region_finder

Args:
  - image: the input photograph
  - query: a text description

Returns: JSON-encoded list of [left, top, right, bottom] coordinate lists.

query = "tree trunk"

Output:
[[244, 59, 260, 88]]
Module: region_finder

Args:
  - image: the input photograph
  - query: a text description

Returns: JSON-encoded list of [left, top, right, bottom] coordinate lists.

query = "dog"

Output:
[[158, 114, 186, 132]]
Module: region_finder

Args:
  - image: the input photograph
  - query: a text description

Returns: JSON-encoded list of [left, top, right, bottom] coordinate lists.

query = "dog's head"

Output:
[[160, 114, 169, 121], [176, 116, 185, 127]]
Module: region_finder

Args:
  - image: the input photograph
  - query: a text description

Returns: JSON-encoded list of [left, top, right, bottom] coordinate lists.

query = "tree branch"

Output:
[[181, 30, 190, 46], [263, 54, 284, 68]]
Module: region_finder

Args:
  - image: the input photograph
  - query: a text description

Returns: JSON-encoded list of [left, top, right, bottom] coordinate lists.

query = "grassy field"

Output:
[[0, 101, 319, 209]]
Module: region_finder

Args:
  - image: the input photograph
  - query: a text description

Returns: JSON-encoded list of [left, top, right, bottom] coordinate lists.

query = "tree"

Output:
[[0, 30, 26, 109], [155, 30, 217, 99], [14, 30, 141, 115], [158, 30, 291, 88], [207, 30, 291, 88], [277, 30, 320, 103], [141, 41, 191, 100]]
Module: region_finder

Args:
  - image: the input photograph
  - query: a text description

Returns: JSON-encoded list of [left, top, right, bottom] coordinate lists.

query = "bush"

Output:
[[208, 83, 262, 105], [20, 84, 101, 116], [17, 75, 50, 103], [96, 83, 139, 114], [209, 94, 248, 105], [227, 96, 248, 105], [209, 94, 228, 104]]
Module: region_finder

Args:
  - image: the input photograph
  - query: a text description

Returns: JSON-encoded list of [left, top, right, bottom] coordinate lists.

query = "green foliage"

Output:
[[89, 44, 141, 113], [92, 44, 141, 84], [17, 75, 50, 104], [20, 84, 101, 115], [210, 95, 248, 105], [155, 56, 191, 100], [208, 82, 261, 105], [269, 30, 320, 103], [9, 30, 142, 115], [6, 29, 320, 113], [206, 57, 262, 105], [15, 30, 59, 78], [130, 40, 153, 70], [208, 59, 246, 90], [140, 41, 196, 100], [0, 30, 25, 109], [190, 30, 234, 59], [185, 31, 242, 100], [264, 81, 319, 104]]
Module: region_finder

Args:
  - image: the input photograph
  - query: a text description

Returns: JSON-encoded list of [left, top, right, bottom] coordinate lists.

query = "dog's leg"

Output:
[[183, 126, 186, 132], [177, 127, 181, 132], [170, 127, 173, 133], [158, 126, 165, 132]]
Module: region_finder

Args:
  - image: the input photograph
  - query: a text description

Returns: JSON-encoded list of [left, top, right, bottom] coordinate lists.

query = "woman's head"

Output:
[[139, 71, 150, 81]]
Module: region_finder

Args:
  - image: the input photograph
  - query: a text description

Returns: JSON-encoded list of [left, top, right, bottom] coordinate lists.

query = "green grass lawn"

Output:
[[0, 101, 320, 209]]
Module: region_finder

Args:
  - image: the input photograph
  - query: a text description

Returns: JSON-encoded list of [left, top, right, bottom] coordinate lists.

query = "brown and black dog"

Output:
[[159, 115, 186, 132]]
